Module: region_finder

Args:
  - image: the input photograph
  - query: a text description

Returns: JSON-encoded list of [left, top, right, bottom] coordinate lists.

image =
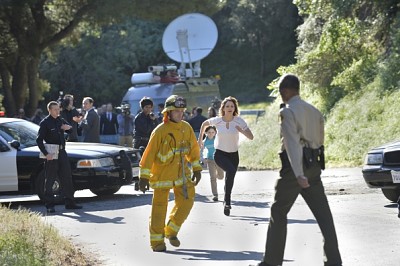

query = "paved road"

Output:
[[1, 168, 399, 266]]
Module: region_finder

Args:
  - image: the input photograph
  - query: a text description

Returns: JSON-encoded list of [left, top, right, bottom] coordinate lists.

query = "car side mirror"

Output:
[[0, 143, 10, 152], [9, 140, 21, 149]]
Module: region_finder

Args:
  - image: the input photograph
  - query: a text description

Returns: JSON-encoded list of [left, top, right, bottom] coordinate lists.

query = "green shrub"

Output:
[[0, 206, 96, 266]]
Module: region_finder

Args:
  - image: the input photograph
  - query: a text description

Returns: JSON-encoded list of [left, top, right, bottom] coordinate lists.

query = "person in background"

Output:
[[198, 96, 254, 216], [97, 104, 107, 118], [15, 108, 29, 120], [100, 103, 119, 144], [201, 125, 224, 201], [397, 196, 400, 218], [80, 97, 100, 143], [117, 104, 135, 147], [139, 95, 202, 252], [156, 103, 164, 123], [60, 94, 82, 142], [207, 106, 217, 118], [36, 101, 82, 213], [188, 107, 207, 139], [100, 103, 118, 135], [183, 110, 191, 121], [251, 74, 342, 266], [133, 97, 159, 149], [31, 108, 45, 125]]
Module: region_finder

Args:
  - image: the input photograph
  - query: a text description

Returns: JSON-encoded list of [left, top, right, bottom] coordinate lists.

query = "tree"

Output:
[[40, 19, 169, 106], [229, 0, 300, 77], [0, 0, 221, 117], [283, 0, 399, 112]]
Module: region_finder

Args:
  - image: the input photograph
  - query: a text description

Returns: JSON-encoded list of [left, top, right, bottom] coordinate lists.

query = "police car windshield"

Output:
[[0, 120, 39, 148]]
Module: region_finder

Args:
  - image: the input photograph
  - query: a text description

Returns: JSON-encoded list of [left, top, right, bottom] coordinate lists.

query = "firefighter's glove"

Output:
[[192, 170, 201, 185], [139, 177, 149, 193]]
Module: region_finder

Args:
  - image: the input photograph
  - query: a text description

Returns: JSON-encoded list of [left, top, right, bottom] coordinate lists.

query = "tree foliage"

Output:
[[38, 0, 300, 105], [205, 0, 300, 102], [0, 0, 221, 116], [40, 19, 168, 106], [282, 0, 400, 113]]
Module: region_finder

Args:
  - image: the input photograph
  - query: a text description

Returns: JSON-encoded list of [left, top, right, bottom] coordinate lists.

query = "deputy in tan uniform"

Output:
[[252, 74, 342, 266]]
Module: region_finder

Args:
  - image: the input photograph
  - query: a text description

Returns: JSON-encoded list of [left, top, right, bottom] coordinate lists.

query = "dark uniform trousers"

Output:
[[133, 136, 149, 149], [264, 151, 342, 266], [44, 148, 75, 208]]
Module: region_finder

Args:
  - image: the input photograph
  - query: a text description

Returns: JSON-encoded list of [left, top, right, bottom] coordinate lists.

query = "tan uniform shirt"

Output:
[[279, 95, 324, 177]]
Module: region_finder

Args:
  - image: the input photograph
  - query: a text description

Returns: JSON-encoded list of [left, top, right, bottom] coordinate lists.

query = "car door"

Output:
[[0, 135, 18, 191]]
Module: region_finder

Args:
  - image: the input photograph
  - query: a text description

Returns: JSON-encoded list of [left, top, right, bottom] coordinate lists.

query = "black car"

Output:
[[0, 118, 141, 202], [362, 139, 400, 201]]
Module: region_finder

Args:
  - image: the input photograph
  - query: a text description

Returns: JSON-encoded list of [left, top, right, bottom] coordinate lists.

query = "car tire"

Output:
[[90, 186, 121, 196], [381, 188, 400, 202], [35, 169, 64, 204]]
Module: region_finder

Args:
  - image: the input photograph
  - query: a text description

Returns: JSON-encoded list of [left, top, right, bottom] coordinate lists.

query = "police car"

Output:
[[0, 118, 141, 202], [362, 139, 400, 202]]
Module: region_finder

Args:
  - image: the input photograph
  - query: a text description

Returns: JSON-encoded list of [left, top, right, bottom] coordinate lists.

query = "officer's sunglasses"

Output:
[[166, 97, 186, 108]]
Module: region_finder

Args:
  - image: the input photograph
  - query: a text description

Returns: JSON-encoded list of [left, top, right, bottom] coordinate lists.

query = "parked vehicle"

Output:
[[122, 73, 221, 115], [362, 139, 400, 201], [0, 118, 141, 202], [122, 13, 221, 115]]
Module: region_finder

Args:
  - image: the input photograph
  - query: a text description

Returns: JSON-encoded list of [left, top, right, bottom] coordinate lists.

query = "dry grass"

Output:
[[0, 205, 101, 266]]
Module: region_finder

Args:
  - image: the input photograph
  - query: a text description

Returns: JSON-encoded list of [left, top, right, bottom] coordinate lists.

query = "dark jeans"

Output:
[[133, 136, 149, 149], [44, 149, 76, 208], [214, 149, 239, 206], [263, 151, 342, 266]]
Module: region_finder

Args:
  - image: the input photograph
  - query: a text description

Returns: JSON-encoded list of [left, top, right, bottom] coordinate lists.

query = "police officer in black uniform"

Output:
[[133, 97, 159, 149], [36, 101, 82, 213]]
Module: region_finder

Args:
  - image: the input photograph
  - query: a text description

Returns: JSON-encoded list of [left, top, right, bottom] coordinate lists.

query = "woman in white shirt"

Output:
[[198, 96, 254, 216]]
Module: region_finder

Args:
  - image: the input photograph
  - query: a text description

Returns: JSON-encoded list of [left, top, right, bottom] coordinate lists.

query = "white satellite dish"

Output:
[[162, 13, 218, 78]]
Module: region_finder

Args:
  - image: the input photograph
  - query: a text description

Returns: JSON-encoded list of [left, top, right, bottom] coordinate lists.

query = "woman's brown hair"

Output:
[[219, 96, 239, 117]]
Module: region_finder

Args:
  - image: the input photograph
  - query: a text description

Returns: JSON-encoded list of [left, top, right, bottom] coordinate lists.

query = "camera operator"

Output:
[[117, 104, 135, 147], [60, 94, 82, 142], [133, 97, 159, 149]]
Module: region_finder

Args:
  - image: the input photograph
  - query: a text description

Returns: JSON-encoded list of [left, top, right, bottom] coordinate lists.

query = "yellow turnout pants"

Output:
[[150, 183, 195, 249]]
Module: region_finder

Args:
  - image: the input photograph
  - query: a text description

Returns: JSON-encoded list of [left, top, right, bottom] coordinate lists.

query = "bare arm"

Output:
[[238, 128, 254, 140], [197, 119, 211, 148]]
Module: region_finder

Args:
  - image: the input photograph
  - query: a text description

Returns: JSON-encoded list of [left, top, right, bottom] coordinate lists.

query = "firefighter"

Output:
[[139, 95, 202, 252]]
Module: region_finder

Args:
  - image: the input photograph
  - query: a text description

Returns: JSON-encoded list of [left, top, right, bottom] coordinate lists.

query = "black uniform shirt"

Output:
[[134, 112, 158, 138], [36, 115, 68, 156]]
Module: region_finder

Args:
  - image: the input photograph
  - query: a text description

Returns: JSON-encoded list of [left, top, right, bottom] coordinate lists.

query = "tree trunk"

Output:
[[11, 55, 28, 116], [27, 57, 40, 117], [0, 61, 15, 117]]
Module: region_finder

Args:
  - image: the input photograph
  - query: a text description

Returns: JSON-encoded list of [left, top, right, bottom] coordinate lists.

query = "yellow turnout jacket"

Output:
[[139, 120, 202, 189]]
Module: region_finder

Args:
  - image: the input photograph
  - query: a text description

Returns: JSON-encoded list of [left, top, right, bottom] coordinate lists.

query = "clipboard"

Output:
[[39, 144, 59, 159]]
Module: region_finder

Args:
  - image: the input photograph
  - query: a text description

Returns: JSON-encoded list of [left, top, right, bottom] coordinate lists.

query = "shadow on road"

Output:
[[167, 248, 263, 261], [384, 203, 397, 208], [1, 191, 154, 215]]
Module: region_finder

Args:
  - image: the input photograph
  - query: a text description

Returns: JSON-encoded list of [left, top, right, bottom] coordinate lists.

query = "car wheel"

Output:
[[381, 188, 400, 202], [35, 169, 64, 204], [90, 186, 121, 196]]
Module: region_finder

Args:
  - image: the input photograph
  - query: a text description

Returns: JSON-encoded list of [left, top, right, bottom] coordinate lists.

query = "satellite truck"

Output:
[[121, 13, 221, 115]]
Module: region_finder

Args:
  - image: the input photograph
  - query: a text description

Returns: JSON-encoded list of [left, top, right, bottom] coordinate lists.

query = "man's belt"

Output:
[[280, 146, 325, 170]]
